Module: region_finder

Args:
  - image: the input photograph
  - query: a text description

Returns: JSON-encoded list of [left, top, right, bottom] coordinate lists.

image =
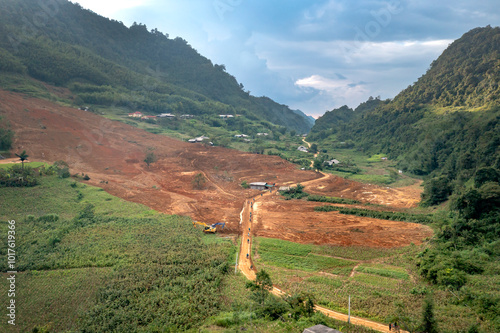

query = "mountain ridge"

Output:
[[309, 26, 500, 206], [0, 0, 313, 133]]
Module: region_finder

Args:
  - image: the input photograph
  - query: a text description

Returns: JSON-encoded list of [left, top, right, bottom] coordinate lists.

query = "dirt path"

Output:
[[237, 184, 407, 333], [302, 137, 319, 168]]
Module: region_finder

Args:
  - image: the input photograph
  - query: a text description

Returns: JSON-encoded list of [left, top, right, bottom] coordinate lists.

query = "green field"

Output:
[[315, 147, 420, 187], [0, 172, 379, 333], [0, 175, 234, 332], [0, 161, 46, 169], [253, 237, 496, 332]]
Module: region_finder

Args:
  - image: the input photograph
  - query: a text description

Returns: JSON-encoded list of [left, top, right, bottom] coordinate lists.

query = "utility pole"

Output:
[[235, 251, 238, 274], [348, 295, 351, 324]]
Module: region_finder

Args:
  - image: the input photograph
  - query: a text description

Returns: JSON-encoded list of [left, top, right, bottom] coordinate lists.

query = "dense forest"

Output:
[[309, 27, 500, 328], [0, 0, 312, 134]]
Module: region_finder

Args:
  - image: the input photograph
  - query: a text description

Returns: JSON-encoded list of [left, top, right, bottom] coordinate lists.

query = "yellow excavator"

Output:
[[192, 221, 225, 233]]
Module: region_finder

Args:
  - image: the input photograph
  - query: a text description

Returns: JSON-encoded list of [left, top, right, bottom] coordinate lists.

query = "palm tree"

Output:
[[15, 150, 29, 169]]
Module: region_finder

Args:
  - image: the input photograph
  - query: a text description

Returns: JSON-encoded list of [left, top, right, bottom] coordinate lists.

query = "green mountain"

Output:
[[309, 28, 500, 323], [0, 0, 312, 134], [310, 26, 500, 206]]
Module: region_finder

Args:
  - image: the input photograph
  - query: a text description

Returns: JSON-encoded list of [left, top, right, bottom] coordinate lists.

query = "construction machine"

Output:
[[192, 221, 225, 233]]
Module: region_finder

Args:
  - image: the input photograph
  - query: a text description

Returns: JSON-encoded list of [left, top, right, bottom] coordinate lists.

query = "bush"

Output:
[[280, 183, 309, 200], [37, 214, 60, 223], [255, 296, 290, 320], [307, 195, 360, 205], [314, 206, 433, 223], [0, 165, 39, 187]]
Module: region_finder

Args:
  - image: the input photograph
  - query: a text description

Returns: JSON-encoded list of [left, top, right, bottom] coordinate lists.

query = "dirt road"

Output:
[[238, 178, 408, 333]]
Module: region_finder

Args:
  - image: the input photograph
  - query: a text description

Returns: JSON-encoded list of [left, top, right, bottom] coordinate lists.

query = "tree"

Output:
[[474, 167, 500, 187], [313, 158, 323, 172], [192, 173, 206, 190], [245, 269, 273, 305], [310, 143, 318, 154], [144, 152, 157, 168], [420, 297, 438, 333], [285, 293, 315, 319], [15, 150, 29, 169]]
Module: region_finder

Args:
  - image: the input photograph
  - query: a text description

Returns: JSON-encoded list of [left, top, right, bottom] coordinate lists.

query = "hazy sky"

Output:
[[73, 0, 499, 118]]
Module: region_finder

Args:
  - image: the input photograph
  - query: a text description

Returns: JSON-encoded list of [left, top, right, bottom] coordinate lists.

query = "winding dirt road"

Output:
[[237, 175, 407, 333]]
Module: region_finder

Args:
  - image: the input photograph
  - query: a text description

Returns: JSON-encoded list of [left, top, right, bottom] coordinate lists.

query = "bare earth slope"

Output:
[[0, 90, 432, 246], [0, 90, 319, 231]]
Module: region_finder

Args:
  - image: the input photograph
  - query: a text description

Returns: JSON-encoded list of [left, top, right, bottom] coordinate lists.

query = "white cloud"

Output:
[[294, 75, 368, 112], [340, 39, 453, 64], [69, 0, 500, 118]]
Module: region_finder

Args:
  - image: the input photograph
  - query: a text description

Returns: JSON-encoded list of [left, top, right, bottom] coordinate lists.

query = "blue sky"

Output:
[[74, 0, 500, 118]]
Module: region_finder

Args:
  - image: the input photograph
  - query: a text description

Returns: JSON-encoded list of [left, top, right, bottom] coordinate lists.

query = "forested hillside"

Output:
[[0, 0, 312, 133], [308, 28, 500, 328], [309, 26, 500, 206]]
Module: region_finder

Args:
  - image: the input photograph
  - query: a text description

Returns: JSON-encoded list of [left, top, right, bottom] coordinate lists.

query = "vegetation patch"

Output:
[[255, 238, 357, 275], [307, 194, 361, 205], [355, 264, 410, 280], [314, 206, 433, 223], [0, 175, 234, 332], [352, 272, 401, 289]]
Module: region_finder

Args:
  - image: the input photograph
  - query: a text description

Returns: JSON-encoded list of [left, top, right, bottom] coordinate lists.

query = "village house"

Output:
[[158, 113, 175, 119], [128, 111, 143, 118], [141, 115, 157, 121], [188, 136, 210, 143], [325, 159, 340, 166], [219, 114, 235, 119], [249, 182, 276, 190], [297, 146, 309, 153]]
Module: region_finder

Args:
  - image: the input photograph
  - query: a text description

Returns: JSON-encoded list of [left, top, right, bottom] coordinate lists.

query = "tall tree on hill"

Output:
[[144, 151, 157, 168], [420, 297, 438, 333], [15, 150, 28, 169], [246, 270, 273, 305]]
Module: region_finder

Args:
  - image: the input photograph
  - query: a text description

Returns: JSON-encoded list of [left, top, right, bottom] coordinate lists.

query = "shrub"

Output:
[[192, 173, 207, 190], [37, 214, 60, 223], [0, 165, 39, 187]]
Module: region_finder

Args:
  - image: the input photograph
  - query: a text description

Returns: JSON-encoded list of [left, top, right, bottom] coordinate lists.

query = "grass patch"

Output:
[[307, 275, 343, 288], [313, 245, 400, 261], [258, 237, 312, 256], [255, 238, 357, 275], [0, 267, 111, 333], [0, 161, 47, 169], [0, 175, 158, 221], [356, 264, 409, 280], [367, 154, 387, 162], [352, 272, 401, 289], [0, 175, 235, 332]]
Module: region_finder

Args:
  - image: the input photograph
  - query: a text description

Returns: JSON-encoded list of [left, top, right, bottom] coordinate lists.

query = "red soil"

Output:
[[0, 90, 432, 247]]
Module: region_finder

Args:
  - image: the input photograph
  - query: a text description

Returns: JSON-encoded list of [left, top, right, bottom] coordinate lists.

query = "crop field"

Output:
[[252, 237, 489, 331], [319, 147, 418, 187], [255, 237, 357, 275], [0, 175, 234, 332]]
